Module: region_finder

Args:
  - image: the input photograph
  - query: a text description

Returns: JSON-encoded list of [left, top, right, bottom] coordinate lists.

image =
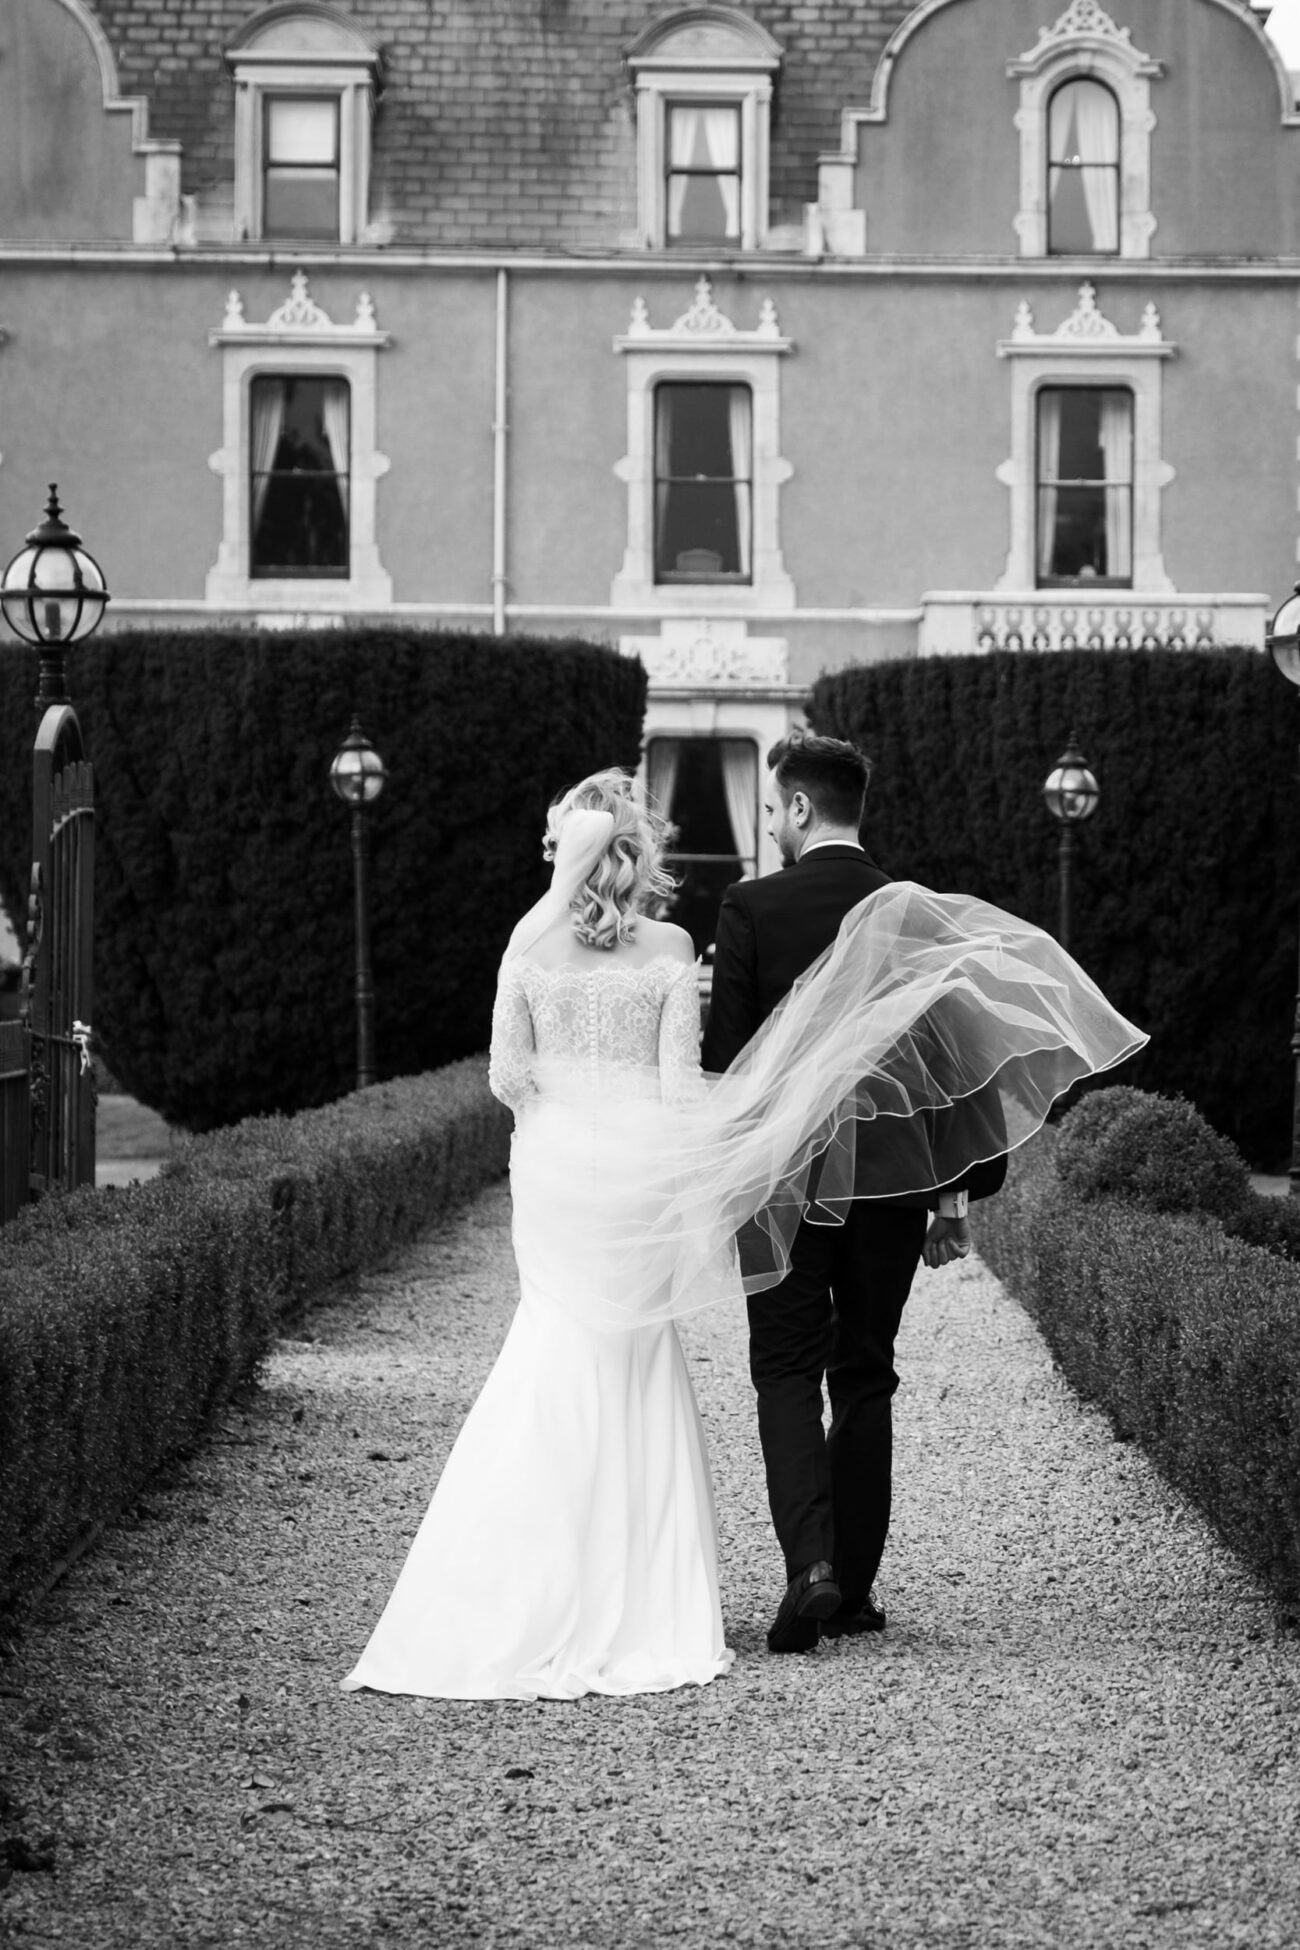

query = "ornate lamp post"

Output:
[[1042, 735, 1100, 955], [0, 486, 110, 1209], [1, 486, 110, 709], [1266, 584, 1300, 1195], [330, 716, 386, 1090]]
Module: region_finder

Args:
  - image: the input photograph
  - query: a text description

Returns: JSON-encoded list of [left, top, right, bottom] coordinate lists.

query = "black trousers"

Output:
[[746, 1201, 928, 1605]]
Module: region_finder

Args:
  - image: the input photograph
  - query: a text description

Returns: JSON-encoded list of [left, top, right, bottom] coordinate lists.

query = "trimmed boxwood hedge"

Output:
[[0, 1057, 510, 1619], [810, 648, 1300, 1167], [976, 1090, 1300, 1608], [0, 626, 646, 1130]]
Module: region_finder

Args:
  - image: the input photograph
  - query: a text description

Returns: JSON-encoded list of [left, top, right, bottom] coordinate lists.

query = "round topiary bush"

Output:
[[1052, 1085, 1151, 1185], [1054, 1088, 1252, 1223]]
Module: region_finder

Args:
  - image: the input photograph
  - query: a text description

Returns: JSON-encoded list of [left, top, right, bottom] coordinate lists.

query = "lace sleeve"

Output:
[[659, 961, 706, 1107], [488, 960, 536, 1116]]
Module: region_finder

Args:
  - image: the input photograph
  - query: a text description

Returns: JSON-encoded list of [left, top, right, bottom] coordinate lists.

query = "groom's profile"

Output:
[[702, 730, 1006, 1653]]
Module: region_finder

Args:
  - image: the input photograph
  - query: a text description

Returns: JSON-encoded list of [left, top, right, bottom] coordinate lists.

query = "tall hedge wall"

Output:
[[0, 627, 646, 1129], [810, 649, 1300, 1167]]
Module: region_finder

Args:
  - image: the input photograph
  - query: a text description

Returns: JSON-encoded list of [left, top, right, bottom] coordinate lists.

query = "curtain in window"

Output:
[[728, 387, 752, 578], [654, 396, 673, 564], [667, 107, 739, 236], [703, 109, 740, 236], [646, 739, 681, 825], [1099, 393, 1132, 579], [719, 740, 758, 875], [1036, 390, 1062, 581], [250, 380, 286, 528], [1074, 83, 1119, 252], [667, 108, 699, 235], [320, 380, 351, 515]]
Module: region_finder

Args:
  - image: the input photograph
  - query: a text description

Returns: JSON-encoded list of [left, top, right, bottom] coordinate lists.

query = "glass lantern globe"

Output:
[[1267, 584, 1300, 690], [0, 486, 109, 647], [1043, 742, 1100, 824], [330, 716, 387, 806]]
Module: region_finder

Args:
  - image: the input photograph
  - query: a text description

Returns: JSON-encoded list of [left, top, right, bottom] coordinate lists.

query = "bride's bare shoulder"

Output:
[[636, 916, 696, 964]]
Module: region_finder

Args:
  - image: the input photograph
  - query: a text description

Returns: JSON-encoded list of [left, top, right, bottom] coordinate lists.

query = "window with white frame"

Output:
[[207, 274, 391, 610], [647, 736, 758, 955], [250, 374, 350, 578], [612, 280, 793, 613], [1036, 386, 1132, 585], [1009, 1, 1161, 260], [1047, 78, 1120, 255], [627, 8, 781, 252], [665, 102, 742, 246], [655, 383, 752, 582], [262, 95, 341, 239], [995, 284, 1173, 594], [227, 5, 381, 245]]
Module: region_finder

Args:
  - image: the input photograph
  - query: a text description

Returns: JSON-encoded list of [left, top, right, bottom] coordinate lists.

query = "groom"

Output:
[[702, 730, 1005, 1653]]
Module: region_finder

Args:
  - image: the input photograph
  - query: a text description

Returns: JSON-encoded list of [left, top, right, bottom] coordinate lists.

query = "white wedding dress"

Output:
[[339, 951, 736, 1701]]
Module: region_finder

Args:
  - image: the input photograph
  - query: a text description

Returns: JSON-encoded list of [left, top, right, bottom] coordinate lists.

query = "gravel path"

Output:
[[2, 1180, 1298, 1950]]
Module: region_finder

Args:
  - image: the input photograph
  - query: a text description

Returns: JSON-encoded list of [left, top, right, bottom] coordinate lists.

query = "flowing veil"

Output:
[[507, 874, 1147, 1333]]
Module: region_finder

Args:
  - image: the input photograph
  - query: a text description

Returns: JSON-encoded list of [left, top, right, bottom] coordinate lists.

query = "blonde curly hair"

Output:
[[544, 768, 678, 951]]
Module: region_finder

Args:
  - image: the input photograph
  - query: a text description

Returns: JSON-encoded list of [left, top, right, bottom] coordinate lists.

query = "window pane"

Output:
[[1049, 80, 1118, 164], [267, 97, 338, 164], [251, 376, 350, 577], [654, 385, 751, 580], [1048, 79, 1119, 252], [264, 170, 339, 239], [669, 105, 739, 170], [1037, 388, 1132, 582], [666, 103, 740, 243]]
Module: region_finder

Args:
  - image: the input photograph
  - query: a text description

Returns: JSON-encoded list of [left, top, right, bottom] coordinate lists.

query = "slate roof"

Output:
[[87, 0, 919, 247]]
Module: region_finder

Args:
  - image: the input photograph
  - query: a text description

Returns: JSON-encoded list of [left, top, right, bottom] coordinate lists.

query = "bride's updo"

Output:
[[544, 769, 677, 950]]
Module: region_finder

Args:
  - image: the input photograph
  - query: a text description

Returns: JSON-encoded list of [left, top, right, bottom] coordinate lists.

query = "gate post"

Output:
[[0, 488, 110, 1209]]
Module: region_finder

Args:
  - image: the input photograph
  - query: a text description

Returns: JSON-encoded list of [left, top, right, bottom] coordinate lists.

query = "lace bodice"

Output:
[[488, 954, 704, 1115]]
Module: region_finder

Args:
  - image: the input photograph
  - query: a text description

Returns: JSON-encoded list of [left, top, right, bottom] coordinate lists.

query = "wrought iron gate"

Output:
[[0, 1022, 30, 1224], [26, 704, 96, 1200]]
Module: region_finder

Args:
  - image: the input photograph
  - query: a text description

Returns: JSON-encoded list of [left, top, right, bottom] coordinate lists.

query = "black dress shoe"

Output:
[[766, 1560, 842, 1653], [820, 1593, 886, 1639]]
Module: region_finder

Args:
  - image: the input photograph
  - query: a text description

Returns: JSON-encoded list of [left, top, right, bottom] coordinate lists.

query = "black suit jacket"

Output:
[[701, 844, 1007, 1207]]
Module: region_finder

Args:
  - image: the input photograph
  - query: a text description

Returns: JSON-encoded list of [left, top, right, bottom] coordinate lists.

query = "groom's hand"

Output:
[[922, 1214, 972, 1269]]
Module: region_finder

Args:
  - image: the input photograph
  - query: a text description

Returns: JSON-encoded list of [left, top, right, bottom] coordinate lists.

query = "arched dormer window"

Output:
[[1048, 77, 1120, 254], [1009, 1, 1161, 260], [626, 7, 782, 251], [227, 3, 383, 244]]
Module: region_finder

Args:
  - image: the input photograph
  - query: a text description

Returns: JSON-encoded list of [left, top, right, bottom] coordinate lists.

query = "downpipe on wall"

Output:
[[492, 269, 508, 635]]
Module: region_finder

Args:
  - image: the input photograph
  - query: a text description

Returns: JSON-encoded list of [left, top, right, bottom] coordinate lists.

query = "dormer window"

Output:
[[227, 4, 382, 244], [1009, 1, 1161, 260], [627, 7, 781, 251], [1048, 79, 1120, 254]]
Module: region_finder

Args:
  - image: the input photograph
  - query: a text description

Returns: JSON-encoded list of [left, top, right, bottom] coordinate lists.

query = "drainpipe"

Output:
[[492, 269, 508, 635]]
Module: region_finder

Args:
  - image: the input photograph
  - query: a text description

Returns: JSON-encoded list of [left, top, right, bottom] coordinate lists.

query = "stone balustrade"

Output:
[[918, 592, 1270, 657]]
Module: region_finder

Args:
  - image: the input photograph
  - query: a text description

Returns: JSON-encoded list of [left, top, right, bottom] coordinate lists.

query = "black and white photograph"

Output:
[[1, 0, 1299, 1944]]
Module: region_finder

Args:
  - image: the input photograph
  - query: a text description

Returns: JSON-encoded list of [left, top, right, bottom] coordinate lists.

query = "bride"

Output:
[[340, 766, 1144, 1702], [341, 772, 735, 1699]]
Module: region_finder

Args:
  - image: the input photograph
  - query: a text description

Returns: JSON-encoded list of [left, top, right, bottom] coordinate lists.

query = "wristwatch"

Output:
[[936, 1189, 969, 1221]]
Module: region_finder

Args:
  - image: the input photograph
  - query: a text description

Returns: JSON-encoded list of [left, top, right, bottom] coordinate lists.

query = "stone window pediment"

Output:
[[1008, 0, 1162, 259], [995, 282, 1174, 593], [227, 4, 382, 244], [627, 7, 781, 251], [207, 273, 392, 610], [612, 278, 793, 613]]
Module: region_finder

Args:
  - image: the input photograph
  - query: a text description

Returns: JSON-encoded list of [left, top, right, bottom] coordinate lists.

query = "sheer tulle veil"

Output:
[[501, 807, 1148, 1332]]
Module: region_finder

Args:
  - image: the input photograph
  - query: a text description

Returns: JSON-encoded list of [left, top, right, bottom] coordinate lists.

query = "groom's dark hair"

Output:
[[767, 731, 872, 829]]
